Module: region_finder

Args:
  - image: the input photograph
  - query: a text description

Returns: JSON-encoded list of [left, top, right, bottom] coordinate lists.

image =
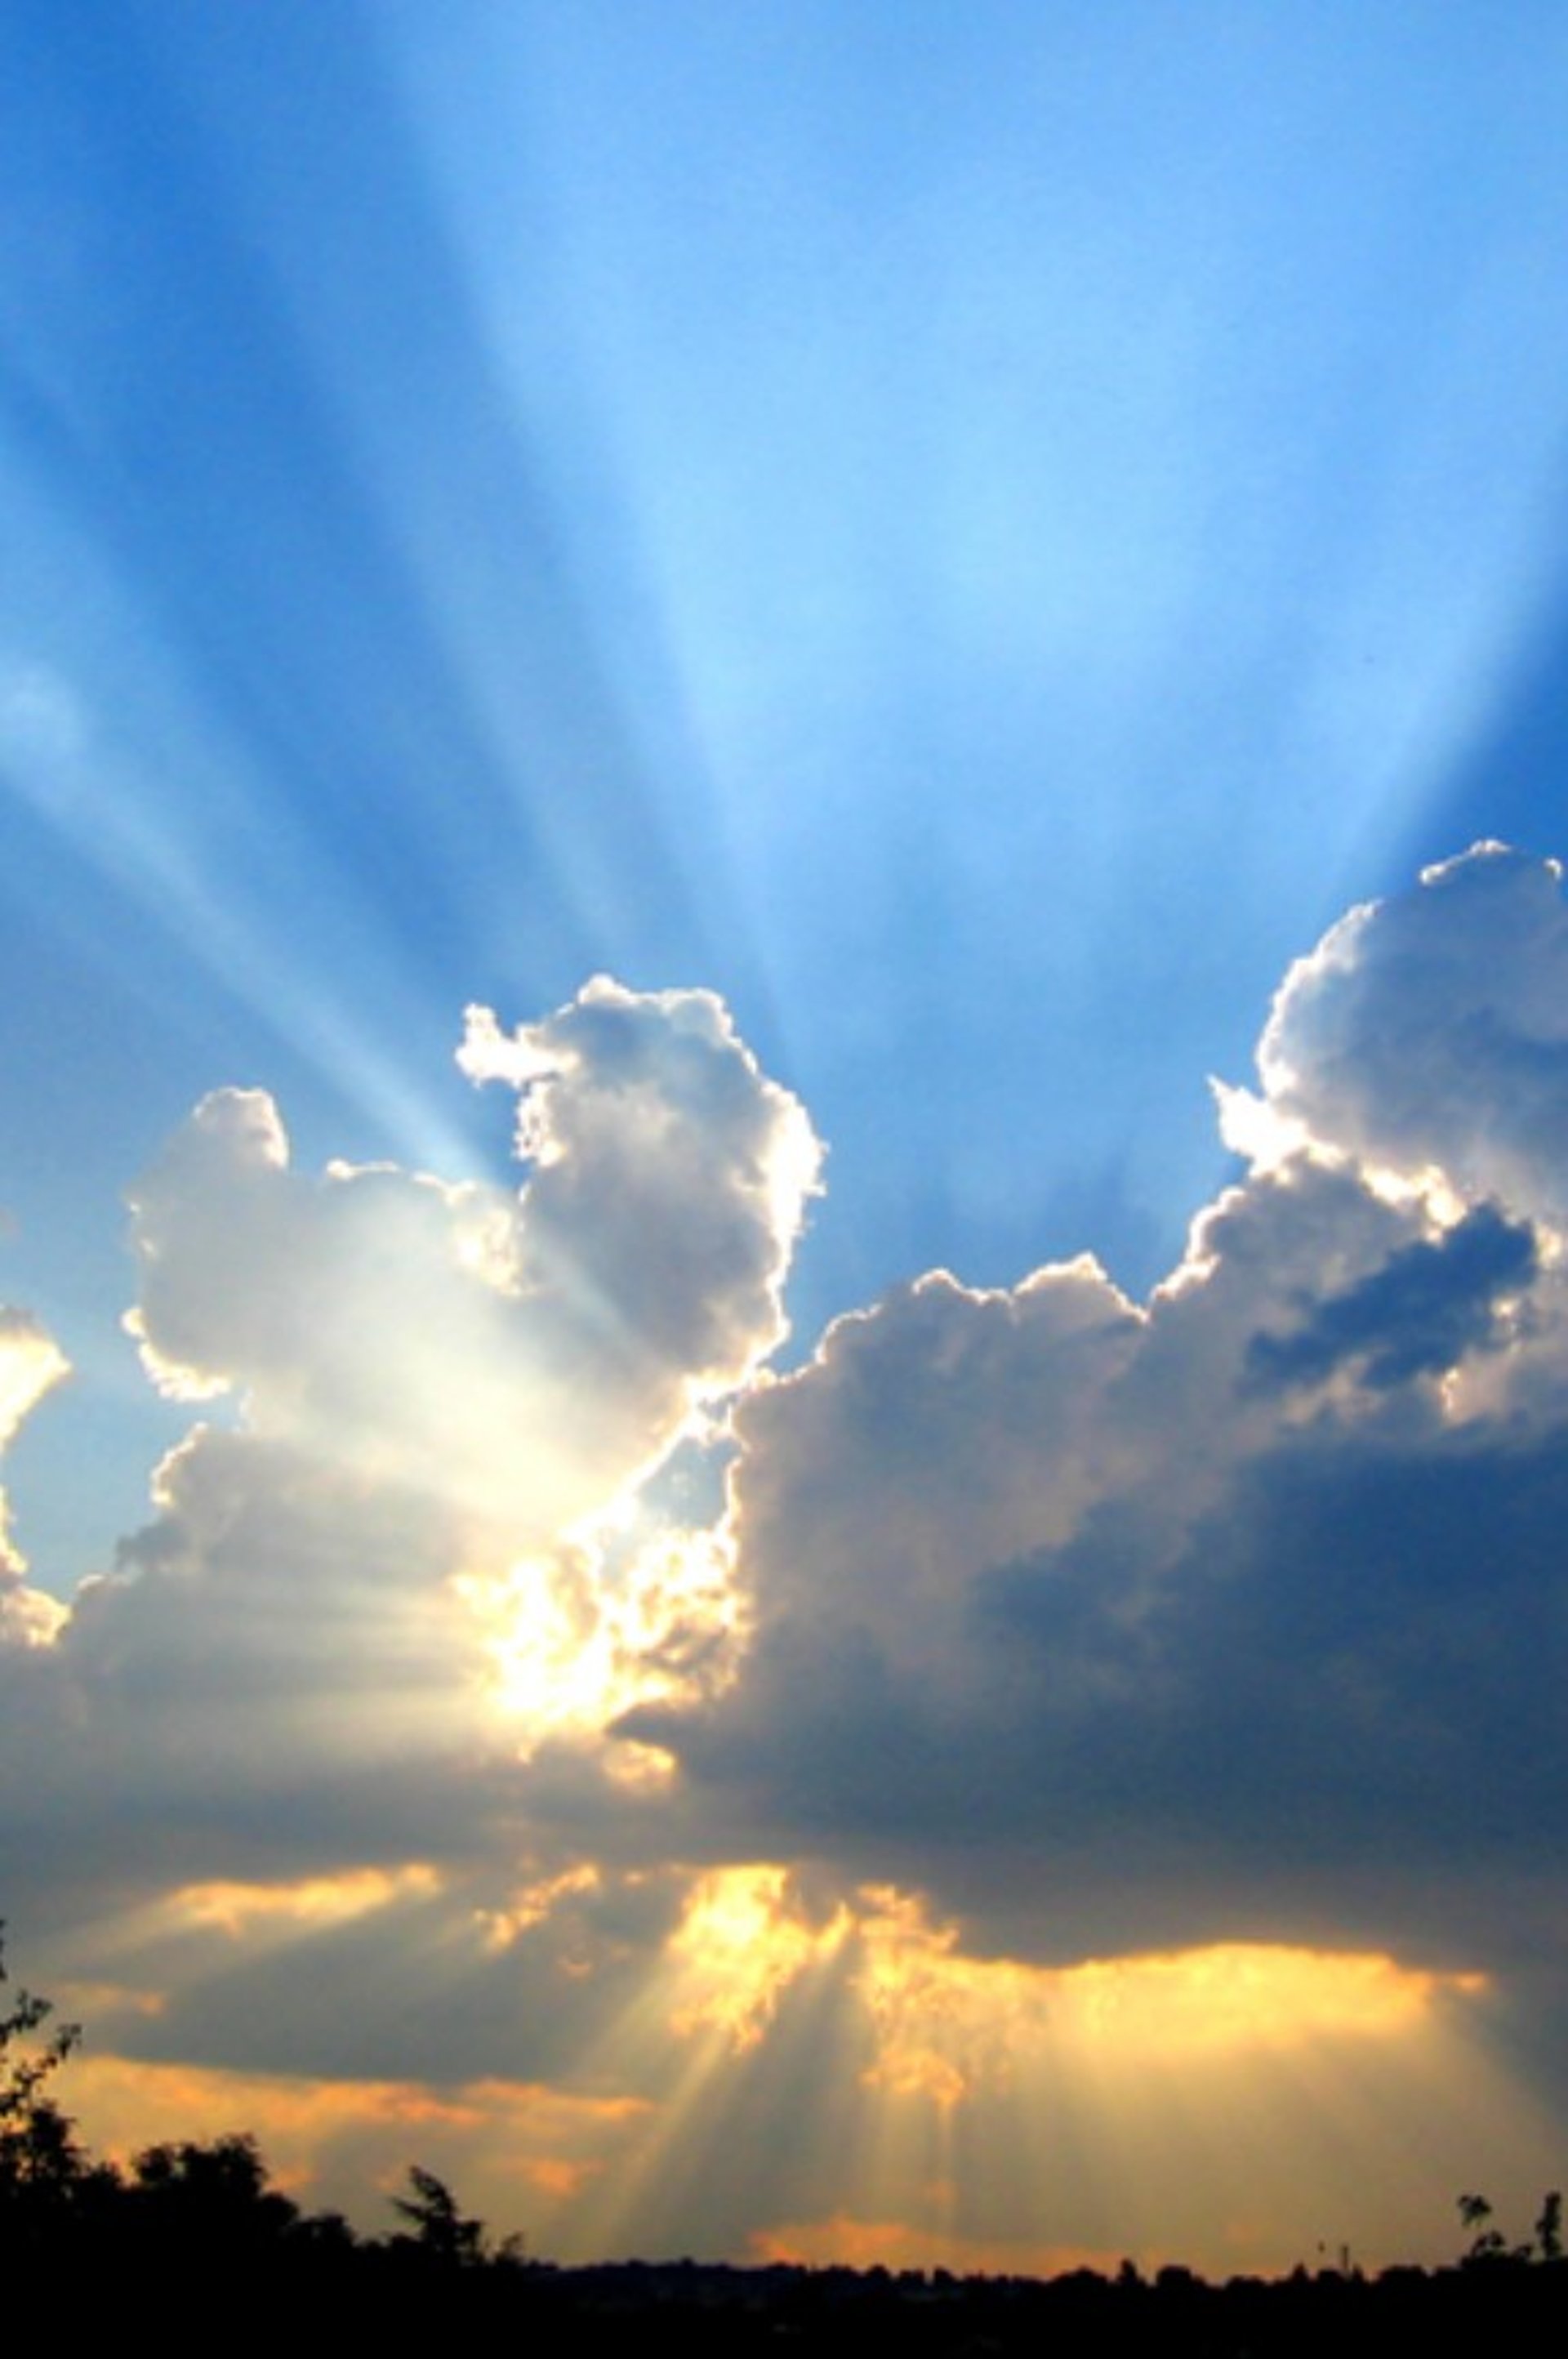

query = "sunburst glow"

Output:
[[3, 5, 1567, 2284], [459, 1523, 743, 1759]]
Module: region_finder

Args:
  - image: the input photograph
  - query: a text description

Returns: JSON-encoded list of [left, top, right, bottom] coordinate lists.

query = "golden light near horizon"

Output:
[[29, 1845, 1555, 2280], [659, 1868, 1490, 2089], [527, 1861, 1535, 2272], [93, 1863, 1509, 2119], [62, 2047, 652, 2225]]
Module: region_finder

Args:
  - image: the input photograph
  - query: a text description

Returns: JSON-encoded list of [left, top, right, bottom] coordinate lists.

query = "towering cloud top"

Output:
[[1248, 843, 1568, 1214]]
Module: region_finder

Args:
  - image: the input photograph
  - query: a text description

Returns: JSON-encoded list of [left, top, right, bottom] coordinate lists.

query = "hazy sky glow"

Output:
[[4, 2, 1568, 2277]]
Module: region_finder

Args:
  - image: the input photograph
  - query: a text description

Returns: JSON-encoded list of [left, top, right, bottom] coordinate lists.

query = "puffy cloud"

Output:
[[0, 1305, 70, 1452], [707, 1256, 1144, 1677], [457, 976, 821, 1407], [0, 1307, 69, 1639], [631, 847, 1568, 1976], [1, 978, 818, 1902], [128, 975, 818, 1545], [1242, 841, 1568, 1215]]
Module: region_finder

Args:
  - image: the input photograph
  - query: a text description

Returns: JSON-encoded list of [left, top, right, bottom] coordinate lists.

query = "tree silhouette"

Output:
[[391, 2164, 487, 2266], [131, 2130, 301, 2248], [1458, 2189, 1566, 2268], [0, 1920, 84, 2196]]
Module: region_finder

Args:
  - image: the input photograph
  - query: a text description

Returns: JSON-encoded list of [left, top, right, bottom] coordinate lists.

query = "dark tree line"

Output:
[[0, 1926, 519, 2322]]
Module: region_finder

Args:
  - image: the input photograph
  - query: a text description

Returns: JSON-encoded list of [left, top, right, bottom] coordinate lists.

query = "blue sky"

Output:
[[2, 2, 1568, 2273]]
